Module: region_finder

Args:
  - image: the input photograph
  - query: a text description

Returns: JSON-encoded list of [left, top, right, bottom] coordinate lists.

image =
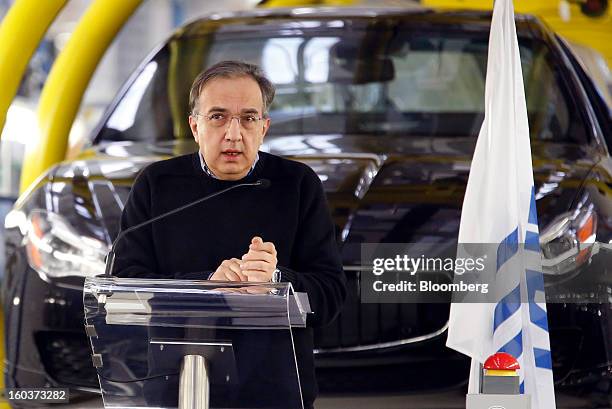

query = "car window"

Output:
[[96, 23, 588, 144]]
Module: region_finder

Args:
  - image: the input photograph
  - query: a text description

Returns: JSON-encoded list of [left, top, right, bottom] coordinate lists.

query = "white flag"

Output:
[[445, 0, 556, 408]]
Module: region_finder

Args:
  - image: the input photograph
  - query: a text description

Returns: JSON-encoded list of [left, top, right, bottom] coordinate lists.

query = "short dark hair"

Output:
[[189, 60, 276, 116]]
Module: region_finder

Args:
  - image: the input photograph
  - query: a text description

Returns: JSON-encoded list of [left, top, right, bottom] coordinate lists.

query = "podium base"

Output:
[[179, 355, 209, 409], [466, 393, 531, 409]]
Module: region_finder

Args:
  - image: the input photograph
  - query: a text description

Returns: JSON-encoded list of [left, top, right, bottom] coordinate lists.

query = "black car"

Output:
[[3, 5, 611, 406]]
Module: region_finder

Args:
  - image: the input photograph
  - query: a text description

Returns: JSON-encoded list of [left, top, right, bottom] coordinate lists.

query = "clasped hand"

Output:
[[210, 236, 277, 282]]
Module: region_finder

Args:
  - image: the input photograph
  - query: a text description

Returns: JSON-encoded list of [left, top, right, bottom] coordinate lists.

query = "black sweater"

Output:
[[114, 151, 347, 406]]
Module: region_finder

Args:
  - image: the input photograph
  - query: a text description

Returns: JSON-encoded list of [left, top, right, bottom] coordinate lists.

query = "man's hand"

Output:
[[240, 236, 277, 282], [210, 258, 246, 281]]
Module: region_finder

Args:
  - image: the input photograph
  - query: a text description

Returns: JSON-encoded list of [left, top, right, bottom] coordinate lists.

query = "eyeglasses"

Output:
[[193, 112, 264, 131]]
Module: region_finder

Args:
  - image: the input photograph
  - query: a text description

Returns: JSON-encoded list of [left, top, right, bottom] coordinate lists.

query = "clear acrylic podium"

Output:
[[83, 277, 311, 409]]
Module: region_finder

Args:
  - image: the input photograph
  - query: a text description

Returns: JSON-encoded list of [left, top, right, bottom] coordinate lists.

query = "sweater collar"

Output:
[[192, 151, 265, 186], [198, 152, 259, 179]]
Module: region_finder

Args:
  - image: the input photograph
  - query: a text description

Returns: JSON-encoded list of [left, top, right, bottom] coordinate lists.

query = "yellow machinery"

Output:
[[18, 0, 142, 193], [0, 0, 142, 193], [423, 0, 612, 69], [0, 0, 67, 140]]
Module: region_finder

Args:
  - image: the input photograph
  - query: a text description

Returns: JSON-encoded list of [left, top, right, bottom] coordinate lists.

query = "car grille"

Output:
[[314, 270, 449, 352], [549, 327, 583, 384], [36, 332, 99, 388]]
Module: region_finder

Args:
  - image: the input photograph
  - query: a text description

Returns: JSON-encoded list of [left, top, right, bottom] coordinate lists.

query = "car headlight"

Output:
[[25, 209, 109, 278], [539, 201, 597, 275]]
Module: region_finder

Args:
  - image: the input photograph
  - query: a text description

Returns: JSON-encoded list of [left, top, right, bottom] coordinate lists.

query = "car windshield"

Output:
[[98, 21, 587, 144]]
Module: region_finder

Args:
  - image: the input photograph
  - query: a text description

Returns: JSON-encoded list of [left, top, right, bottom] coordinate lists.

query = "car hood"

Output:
[[68, 136, 594, 264]]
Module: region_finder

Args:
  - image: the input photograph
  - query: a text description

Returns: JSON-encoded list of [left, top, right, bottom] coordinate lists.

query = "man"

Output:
[[114, 60, 346, 408]]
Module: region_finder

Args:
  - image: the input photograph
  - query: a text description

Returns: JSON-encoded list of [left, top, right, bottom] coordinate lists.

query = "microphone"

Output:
[[257, 178, 271, 189], [104, 178, 271, 277]]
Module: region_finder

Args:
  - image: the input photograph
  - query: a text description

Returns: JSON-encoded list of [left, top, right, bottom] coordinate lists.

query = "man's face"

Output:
[[189, 75, 270, 181]]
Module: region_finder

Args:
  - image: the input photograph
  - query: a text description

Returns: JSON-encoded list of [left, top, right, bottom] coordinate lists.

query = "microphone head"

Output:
[[256, 179, 271, 189]]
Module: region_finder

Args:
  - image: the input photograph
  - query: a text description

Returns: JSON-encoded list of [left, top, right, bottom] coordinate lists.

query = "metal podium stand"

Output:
[[84, 277, 311, 409]]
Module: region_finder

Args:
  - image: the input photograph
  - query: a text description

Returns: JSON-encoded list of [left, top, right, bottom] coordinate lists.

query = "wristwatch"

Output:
[[271, 268, 282, 283]]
